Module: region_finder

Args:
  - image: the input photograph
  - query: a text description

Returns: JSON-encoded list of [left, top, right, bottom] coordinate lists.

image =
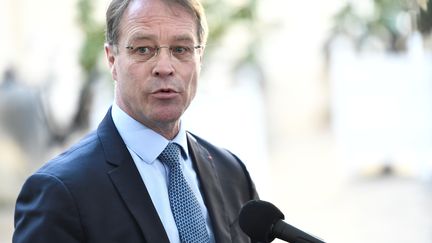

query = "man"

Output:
[[13, 0, 259, 242]]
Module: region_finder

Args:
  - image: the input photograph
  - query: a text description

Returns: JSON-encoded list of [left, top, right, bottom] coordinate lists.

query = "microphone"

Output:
[[238, 200, 326, 243]]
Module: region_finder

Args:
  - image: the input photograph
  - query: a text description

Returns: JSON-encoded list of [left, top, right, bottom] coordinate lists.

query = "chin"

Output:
[[153, 112, 183, 124]]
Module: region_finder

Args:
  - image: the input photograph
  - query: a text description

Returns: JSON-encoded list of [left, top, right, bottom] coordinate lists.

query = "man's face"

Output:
[[105, 0, 203, 138]]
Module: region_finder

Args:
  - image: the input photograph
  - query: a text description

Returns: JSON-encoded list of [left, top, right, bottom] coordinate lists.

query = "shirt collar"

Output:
[[111, 103, 189, 164]]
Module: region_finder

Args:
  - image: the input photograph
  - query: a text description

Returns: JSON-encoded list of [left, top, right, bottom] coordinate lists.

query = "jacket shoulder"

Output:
[[187, 132, 239, 164], [187, 132, 258, 199], [37, 130, 106, 180]]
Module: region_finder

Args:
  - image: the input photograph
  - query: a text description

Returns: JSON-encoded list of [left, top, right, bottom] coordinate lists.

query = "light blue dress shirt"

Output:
[[111, 103, 215, 243]]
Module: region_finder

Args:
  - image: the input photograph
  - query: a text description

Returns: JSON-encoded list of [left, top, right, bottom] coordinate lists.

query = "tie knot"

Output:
[[158, 143, 181, 168]]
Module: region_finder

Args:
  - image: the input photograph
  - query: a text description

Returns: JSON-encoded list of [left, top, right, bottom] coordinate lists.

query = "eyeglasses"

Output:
[[124, 45, 203, 62]]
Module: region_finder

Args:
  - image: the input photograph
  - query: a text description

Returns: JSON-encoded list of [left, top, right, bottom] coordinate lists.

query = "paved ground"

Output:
[[268, 134, 432, 243], [0, 203, 13, 243], [270, 174, 432, 243]]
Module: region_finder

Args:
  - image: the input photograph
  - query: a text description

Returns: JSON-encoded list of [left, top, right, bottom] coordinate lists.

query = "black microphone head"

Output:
[[238, 200, 285, 242]]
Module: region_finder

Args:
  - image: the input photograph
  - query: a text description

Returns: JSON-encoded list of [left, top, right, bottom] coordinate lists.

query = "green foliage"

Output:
[[332, 0, 431, 52], [79, 27, 105, 74], [418, 0, 432, 34], [77, 0, 105, 75], [202, 0, 260, 71], [203, 0, 257, 47]]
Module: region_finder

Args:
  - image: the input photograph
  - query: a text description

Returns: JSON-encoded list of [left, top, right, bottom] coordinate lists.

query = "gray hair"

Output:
[[105, 0, 208, 46]]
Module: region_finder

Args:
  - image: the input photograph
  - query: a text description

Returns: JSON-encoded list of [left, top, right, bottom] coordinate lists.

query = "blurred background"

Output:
[[1, 0, 432, 242]]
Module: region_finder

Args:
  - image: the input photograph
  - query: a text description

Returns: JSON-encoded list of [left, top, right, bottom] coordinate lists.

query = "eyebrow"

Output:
[[172, 34, 195, 43], [125, 33, 156, 45], [125, 33, 196, 46]]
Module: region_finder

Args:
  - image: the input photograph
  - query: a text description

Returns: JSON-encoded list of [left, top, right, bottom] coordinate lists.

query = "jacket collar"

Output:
[[97, 108, 170, 243], [187, 133, 232, 243]]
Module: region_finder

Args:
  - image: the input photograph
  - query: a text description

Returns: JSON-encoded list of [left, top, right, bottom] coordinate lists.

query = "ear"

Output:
[[104, 43, 118, 81]]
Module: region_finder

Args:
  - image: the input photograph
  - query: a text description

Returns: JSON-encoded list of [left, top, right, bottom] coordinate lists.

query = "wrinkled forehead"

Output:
[[119, 0, 198, 44], [127, 0, 184, 17]]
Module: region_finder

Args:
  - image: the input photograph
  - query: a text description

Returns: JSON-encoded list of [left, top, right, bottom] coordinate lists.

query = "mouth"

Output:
[[151, 88, 179, 99]]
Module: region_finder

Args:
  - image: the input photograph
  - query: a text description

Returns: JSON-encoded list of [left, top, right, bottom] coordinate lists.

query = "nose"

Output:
[[152, 48, 174, 77]]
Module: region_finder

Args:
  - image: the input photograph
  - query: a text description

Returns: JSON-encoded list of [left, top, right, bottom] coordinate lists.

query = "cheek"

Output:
[[118, 63, 141, 86], [116, 64, 140, 97], [187, 71, 199, 100]]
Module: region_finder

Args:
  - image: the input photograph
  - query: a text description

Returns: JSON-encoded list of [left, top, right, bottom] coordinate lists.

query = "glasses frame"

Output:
[[124, 44, 204, 62]]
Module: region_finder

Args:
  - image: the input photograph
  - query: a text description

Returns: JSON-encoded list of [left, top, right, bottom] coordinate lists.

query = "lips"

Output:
[[151, 88, 179, 99]]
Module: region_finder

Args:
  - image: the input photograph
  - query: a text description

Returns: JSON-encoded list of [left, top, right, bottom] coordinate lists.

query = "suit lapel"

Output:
[[97, 109, 170, 243], [187, 133, 231, 242]]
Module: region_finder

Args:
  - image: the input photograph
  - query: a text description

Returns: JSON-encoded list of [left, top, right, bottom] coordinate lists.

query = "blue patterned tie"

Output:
[[158, 143, 210, 243]]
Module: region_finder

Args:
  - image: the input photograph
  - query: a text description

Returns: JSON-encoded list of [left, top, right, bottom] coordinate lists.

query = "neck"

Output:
[[114, 98, 181, 140], [150, 121, 180, 140]]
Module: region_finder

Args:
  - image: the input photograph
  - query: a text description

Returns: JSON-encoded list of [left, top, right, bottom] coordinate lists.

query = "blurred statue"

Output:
[[0, 67, 47, 163]]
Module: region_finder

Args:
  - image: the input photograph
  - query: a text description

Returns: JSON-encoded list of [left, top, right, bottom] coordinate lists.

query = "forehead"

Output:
[[119, 0, 197, 43]]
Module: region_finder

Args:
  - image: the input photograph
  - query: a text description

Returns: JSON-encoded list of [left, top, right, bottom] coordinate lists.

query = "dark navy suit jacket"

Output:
[[13, 109, 258, 243]]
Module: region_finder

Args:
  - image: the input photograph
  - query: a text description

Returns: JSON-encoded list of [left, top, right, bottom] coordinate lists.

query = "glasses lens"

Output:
[[126, 46, 156, 62], [126, 45, 199, 62], [170, 46, 195, 61]]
